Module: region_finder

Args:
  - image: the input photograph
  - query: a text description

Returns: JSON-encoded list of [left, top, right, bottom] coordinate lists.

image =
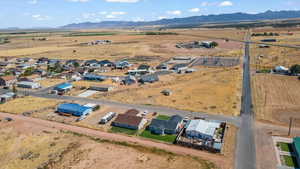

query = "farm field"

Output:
[[95, 66, 242, 116], [252, 74, 300, 127], [0, 118, 218, 169]]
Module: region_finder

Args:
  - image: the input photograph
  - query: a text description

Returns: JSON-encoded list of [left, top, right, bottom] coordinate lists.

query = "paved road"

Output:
[[29, 92, 241, 126], [235, 33, 256, 169]]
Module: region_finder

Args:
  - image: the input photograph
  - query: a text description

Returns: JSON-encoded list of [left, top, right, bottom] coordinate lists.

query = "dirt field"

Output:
[[0, 29, 243, 63], [94, 66, 242, 116], [0, 114, 219, 169], [250, 29, 300, 69], [252, 74, 300, 127], [0, 96, 62, 114]]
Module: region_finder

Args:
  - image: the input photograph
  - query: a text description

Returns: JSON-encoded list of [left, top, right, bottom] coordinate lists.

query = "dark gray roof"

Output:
[[149, 115, 183, 131]]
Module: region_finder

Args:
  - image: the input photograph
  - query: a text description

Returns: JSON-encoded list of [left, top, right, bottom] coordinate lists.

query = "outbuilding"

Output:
[[57, 103, 92, 117], [0, 92, 16, 103], [53, 83, 73, 94], [89, 85, 114, 92]]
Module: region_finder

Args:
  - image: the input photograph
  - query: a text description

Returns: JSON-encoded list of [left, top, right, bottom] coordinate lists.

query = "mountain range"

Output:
[[62, 10, 300, 29]]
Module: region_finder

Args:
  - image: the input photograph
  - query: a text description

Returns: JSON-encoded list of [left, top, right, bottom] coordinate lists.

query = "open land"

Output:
[[0, 115, 219, 169]]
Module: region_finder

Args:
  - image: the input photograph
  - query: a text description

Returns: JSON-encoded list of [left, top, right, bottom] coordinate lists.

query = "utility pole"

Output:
[[288, 117, 293, 136]]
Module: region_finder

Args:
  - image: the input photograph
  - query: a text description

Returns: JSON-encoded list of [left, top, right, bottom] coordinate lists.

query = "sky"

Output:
[[0, 0, 299, 28]]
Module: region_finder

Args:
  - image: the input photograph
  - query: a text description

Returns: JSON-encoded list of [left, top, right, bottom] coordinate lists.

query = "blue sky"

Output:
[[0, 0, 299, 28]]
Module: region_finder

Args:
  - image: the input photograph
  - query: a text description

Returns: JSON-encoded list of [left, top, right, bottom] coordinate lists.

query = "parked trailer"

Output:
[[99, 112, 116, 124]]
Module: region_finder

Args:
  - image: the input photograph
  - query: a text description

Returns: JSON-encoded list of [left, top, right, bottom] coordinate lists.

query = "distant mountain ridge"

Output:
[[62, 10, 300, 29]]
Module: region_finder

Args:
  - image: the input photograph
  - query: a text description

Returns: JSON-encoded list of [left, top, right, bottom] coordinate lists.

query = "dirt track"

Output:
[[0, 112, 230, 169]]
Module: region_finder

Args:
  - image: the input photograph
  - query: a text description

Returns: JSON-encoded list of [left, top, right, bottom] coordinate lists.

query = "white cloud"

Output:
[[167, 10, 182, 15], [105, 0, 139, 3], [219, 1, 233, 7], [32, 14, 51, 21], [28, 0, 38, 4], [98, 11, 108, 15], [158, 16, 167, 20], [111, 11, 127, 15], [66, 0, 90, 2], [105, 15, 117, 19], [189, 8, 200, 13]]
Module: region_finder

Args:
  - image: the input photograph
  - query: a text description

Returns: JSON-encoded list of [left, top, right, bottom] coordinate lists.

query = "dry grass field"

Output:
[[39, 78, 67, 88], [95, 66, 242, 116], [0, 29, 243, 63], [0, 118, 217, 169], [0, 96, 62, 114], [252, 74, 300, 127], [250, 29, 300, 69]]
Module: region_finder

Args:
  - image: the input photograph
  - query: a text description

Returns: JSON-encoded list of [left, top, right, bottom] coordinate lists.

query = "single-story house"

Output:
[[148, 115, 183, 135], [112, 109, 147, 130], [53, 83, 73, 93], [84, 74, 107, 81], [17, 81, 41, 89], [292, 137, 300, 165], [122, 76, 137, 85], [0, 92, 16, 103], [185, 120, 221, 140], [115, 61, 130, 69], [156, 63, 169, 70], [139, 74, 159, 84], [0, 75, 17, 86], [84, 59, 99, 66], [261, 39, 277, 42], [274, 66, 289, 74], [171, 64, 188, 72], [137, 64, 151, 71], [18, 74, 42, 82], [89, 85, 115, 92], [99, 60, 114, 67], [17, 64, 34, 70], [57, 103, 92, 117]]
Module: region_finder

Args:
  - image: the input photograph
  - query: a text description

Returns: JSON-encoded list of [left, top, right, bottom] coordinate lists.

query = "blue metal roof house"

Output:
[[54, 83, 73, 92], [84, 74, 107, 81], [57, 103, 92, 117]]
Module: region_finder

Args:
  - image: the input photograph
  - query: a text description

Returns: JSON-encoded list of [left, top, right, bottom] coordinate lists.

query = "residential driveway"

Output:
[[78, 90, 98, 97]]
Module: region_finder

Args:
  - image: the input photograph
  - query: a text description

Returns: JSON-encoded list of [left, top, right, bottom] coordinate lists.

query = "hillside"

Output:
[[62, 10, 300, 29]]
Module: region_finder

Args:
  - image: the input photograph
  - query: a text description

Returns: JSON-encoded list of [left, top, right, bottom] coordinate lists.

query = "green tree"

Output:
[[290, 64, 300, 75], [211, 41, 219, 48], [73, 62, 80, 68]]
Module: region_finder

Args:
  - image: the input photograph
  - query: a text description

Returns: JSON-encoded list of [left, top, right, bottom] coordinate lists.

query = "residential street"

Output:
[[235, 34, 256, 169]]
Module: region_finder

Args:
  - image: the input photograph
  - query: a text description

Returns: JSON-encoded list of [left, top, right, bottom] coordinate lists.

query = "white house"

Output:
[[186, 120, 221, 140], [17, 81, 41, 89]]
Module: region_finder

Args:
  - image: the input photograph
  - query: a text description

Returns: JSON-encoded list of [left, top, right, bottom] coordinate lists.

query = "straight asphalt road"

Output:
[[235, 34, 256, 169], [29, 92, 241, 126]]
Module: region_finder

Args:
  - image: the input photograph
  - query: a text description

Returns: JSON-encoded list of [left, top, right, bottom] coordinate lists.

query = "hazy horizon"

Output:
[[0, 0, 300, 28]]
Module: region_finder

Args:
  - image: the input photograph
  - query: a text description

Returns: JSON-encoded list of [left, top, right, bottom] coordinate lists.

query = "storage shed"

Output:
[[89, 85, 114, 92], [57, 103, 92, 117], [54, 83, 73, 92]]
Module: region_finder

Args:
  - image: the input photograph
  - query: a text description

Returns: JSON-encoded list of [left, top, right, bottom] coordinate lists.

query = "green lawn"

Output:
[[140, 130, 177, 143], [109, 126, 137, 135], [282, 155, 299, 168], [156, 115, 171, 121], [278, 142, 293, 152]]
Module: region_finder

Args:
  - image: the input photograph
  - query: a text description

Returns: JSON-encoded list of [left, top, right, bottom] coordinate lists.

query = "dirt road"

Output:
[[0, 112, 230, 169]]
